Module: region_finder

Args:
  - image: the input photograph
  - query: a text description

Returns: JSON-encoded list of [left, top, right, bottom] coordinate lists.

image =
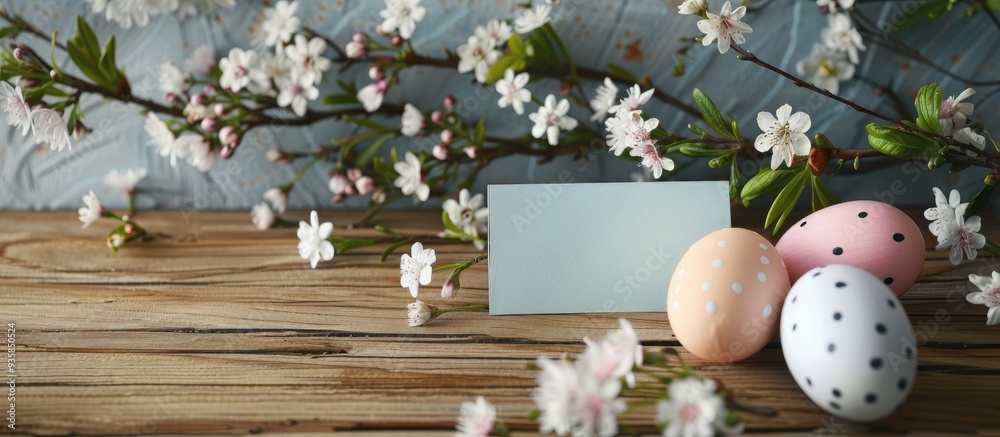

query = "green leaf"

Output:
[[442, 210, 463, 234], [892, 0, 952, 31], [0, 26, 20, 39], [321, 93, 359, 105], [831, 159, 845, 175], [671, 57, 684, 77], [355, 133, 394, 169], [379, 238, 411, 262], [810, 174, 840, 211], [741, 167, 791, 203], [692, 89, 733, 139], [965, 184, 994, 219], [728, 158, 741, 199], [342, 114, 394, 133], [815, 133, 834, 149], [989, 0, 1000, 9], [866, 124, 937, 158], [507, 33, 524, 55], [329, 236, 376, 254], [678, 143, 730, 157], [75, 16, 101, 60], [486, 54, 521, 84], [853, 156, 861, 170], [914, 83, 943, 135], [730, 117, 742, 142], [607, 63, 640, 83], [372, 156, 394, 182], [765, 168, 808, 234], [473, 119, 485, 146]]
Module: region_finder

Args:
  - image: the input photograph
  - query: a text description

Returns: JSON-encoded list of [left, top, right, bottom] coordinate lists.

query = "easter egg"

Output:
[[667, 228, 791, 363], [775, 200, 924, 296], [780, 264, 917, 422]]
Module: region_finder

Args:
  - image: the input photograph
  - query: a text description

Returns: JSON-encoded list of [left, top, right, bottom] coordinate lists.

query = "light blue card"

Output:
[[487, 181, 731, 315]]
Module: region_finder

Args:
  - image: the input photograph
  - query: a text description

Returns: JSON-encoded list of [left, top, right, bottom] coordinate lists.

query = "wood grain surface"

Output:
[[1, 209, 999, 436]]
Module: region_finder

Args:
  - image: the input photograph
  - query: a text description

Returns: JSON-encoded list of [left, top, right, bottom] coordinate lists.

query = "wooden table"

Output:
[[1, 210, 998, 435]]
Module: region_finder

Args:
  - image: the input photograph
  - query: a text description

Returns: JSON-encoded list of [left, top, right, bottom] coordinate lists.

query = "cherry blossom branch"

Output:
[[849, 10, 1000, 87]]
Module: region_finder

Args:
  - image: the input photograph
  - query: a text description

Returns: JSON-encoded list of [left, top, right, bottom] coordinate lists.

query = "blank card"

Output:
[[487, 181, 731, 315]]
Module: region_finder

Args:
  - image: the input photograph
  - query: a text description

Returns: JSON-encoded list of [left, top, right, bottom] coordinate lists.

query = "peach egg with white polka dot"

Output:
[[667, 228, 792, 363]]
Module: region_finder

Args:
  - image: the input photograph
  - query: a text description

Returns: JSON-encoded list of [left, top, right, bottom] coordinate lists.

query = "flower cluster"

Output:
[[86, 0, 235, 28], [925, 188, 985, 265], [2, 82, 72, 151], [602, 84, 675, 179], [795, 0, 866, 94], [455, 320, 744, 436], [76, 169, 150, 252]]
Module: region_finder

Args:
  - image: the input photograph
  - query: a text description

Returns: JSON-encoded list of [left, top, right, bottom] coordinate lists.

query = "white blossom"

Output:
[[821, 13, 866, 64], [285, 35, 331, 83], [967, 271, 1000, 325], [443, 189, 489, 240], [407, 299, 436, 326], [78, 190, 103, 229], [31, 108, 72, 151], [379, 0, 427, 40], [795, 44, 855, 95], [277, 68, 319, 116], [400, 103, 424, 136], [455, 396, 497, 437], [939, 88, 975, 136], [297, 210, 335, 269], [495, 68, 531, 115], [514, 4, 551, 34], [184, 45, 215, 74], [816, 0, 855, 14], [754, 104, 811, 170], [357, 80, 388, 112], [607, 84, 654, 114], [179, 134, 214, 172], [678, 0, 707, 15], [144, 113, 187, 167], [2, 82, 31, 136], [393, 151, 430, 201], [219, 48, 258, 92], [577, 319, 643, 389], [457, 34, 500, 84], [656, 377, 725, 437], [631, 143, 674, 180], [251, 202, 275, 230], [604, 109, 634, 156], [934, 203, 985, 265], [696, 1, 752, 54], [85, 0, 173, 28], [258, 1, 300, 47], [924, 187, 962, 235], [158, 61, 186, 98], [400, 242, 435, 297], [529, 94, 578, 146], [589, 77, 618, 121], [264, 187, 288, 214], [175, 0, 235, 19], [953, 127, 986, 157], [533, 357, 580, 436], [478, 19, 513, 45], [103, 168, 147, 195]]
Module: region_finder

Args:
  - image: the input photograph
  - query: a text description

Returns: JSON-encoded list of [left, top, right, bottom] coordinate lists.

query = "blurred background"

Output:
[[0, 0, 997, 212]]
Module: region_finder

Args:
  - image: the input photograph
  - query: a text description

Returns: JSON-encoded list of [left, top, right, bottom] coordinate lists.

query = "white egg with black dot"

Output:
[[780, 264, 917, 422]]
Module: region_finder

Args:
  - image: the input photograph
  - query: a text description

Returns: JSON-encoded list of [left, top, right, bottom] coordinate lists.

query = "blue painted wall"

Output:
[[1, 0, 997, 212]]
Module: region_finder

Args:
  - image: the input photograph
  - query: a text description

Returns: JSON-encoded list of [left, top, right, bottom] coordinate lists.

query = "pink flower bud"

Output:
[[191, 93, 207, 106], [444, 95, 456, 112], [200, 117, 217, 132], [220, 144, 235, 160], [431, 110, 443, 123], [16, 77, 36, 88], [344, 184, 357, 196], [124, 223, 135, 234], [463, 146, 478, 159], [219, 125, 240, 153], [391, 35, 403, 46], [328, 173, 350, 195], [346, 168, 363, 182], [441, 277, 461, 298], [345, 41, 366, 59], [353, 32, 365, 43], [368, 66, 383, 81], [355, 176, 375, 195], [432, 144, 449, 160], [213, 104, 226, 117], [13, 47, 26, 61], [166, 93, 179, 106], [203, 83, 218, 95], [439, 129, 453, 144]]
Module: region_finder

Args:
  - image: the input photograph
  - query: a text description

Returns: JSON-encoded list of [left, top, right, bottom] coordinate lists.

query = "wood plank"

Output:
[[2, 211, 1000, 435]]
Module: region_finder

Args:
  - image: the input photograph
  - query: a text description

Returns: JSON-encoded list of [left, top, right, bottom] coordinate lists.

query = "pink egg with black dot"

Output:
[[775, 201, 925, 296]]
